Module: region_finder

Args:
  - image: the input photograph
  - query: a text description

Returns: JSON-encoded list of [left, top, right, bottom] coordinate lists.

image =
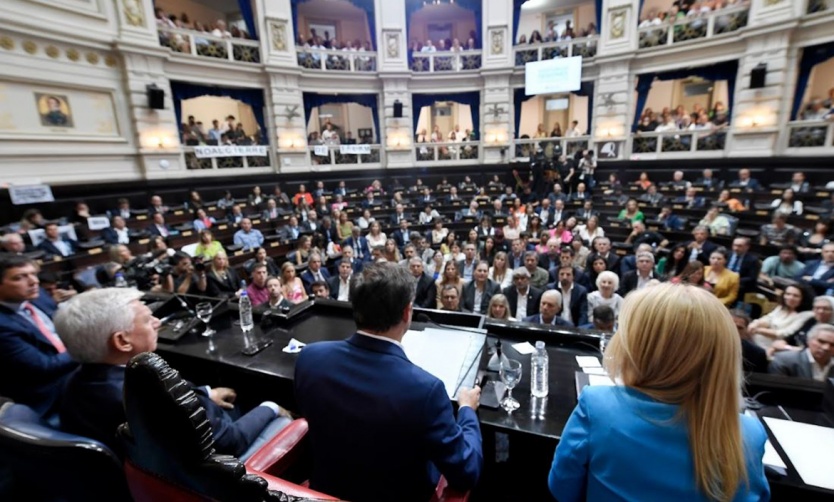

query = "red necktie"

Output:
[[23, 303, 66, 353]]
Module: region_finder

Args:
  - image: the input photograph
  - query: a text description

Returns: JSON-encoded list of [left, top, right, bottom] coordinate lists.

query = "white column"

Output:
[[482, 71, 513, 164], [598, 0, 641, 56], [482, 0, 513, 70], [268, 71, 309, 171], [255, 0, 298, 67]]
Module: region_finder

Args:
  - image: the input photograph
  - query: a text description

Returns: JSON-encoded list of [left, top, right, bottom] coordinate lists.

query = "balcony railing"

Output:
[[184, 147, 272, 170], [309, 144, 382, 165], [637, 6, 748, 49], [296, 48, 377, 72], [415, 141, 480, 162], [410, 50, 483, 72], [511, 137, 592, 159], [631, 130, 726, 154], [513, 37, 598, 67], [787, 120, 834, 148], [807, 0, 831, 14], [157, 28, 261, 63]]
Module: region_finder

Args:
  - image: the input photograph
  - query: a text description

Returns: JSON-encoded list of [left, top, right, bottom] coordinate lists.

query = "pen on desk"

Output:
[[776, 405, 792, 421]]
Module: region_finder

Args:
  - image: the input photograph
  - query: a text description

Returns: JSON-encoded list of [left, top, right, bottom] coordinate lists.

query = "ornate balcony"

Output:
[[308, 144, 382, 165], [631, 130, 727, 155], [511, 137, 592, 159], [414, 141, 480, 162], [637, 5, 749, 49], [296, 48, 377, 72], [787, 121, 834, 149], [513, 37, 598, 67], [184, 146, 272, 170], [157, 28, 261, 63], [410, 50, 483, 72]]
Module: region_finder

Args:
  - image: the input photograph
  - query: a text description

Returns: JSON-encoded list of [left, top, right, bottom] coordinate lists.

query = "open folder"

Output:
[[402, 327, 486, 400]]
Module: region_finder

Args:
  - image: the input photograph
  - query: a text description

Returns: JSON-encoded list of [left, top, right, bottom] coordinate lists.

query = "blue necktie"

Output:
[[729, 254, 739, 273]]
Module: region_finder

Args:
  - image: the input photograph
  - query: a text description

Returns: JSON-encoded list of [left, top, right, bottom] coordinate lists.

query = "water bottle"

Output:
[[114, 272, 128, 288], [239, 290, 254, 333], [531, 340, 549, 398]]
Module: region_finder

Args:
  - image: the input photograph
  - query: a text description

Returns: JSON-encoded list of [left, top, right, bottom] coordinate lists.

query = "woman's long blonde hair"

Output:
[[604, 283, 746, 501]]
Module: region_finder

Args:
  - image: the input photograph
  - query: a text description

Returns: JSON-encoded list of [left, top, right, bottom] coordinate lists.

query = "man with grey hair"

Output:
[[618, 251, 656, 297], [769, 324, 834, 381], [523, 290, 572, 327], [0, 233, 27, 255], [503, 267, 543, 320], [57, 288, 291, 459], [295, 262, 483, 501], [409, 257, 437, 308]]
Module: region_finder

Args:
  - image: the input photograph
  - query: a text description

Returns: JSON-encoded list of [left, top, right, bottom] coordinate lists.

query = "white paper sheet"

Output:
[[763, 440, 787, 470], [763, 417, 834, 490], [512, 342, 536, 355], [402, 328, 484, 399], [582, 367, 608, 375], [576, 355, 602, 368], [588, 375, 614, 386]]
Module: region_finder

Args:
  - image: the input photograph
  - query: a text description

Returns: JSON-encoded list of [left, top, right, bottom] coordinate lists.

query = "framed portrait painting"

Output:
[[35, 93, 74, 128]]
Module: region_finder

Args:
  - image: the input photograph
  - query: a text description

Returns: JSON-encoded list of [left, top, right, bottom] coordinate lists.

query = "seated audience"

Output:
[[769, 324, 834, 381], [245, 263, 270, 306], [748, 282, 815, 351], [205, 252, 241, 298], [462, 262, 499, 314], [503, 267, 543, 319], [37, 222, 78, 258], [327, 258, 353, 302], [280, 261, 307, 304], [728, 168, 761, 191], [795, 242, 834, 295], [261, 276, 291, 311], [300, 252, 331, 294], [195, 229, 223, 260], [294, 262, 482, 502], [587, 271, 623, 322], [760, 246, 805, 284], [771, 188, 803, 216], [101, 216, 132, 245], [617, 251, 656, 297], [524, 290, 573, 327], [56, 288, 291, 459], [556, 266, 588, 326], [788, 295, 834, 349], [171, 252, 206, 296], [698, 206, 731, 237], [729, 309, 769, 374], [548, 284, 769, 502], [703, 248, 740, 307], [233, 218, 264, 251]]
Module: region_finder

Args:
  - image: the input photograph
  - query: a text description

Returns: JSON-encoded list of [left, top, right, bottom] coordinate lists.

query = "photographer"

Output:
[[118, 246, 174, 293], [171, 251, 207, 295]]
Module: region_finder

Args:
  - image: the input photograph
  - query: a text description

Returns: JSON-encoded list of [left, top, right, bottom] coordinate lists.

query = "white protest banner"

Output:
[[339, 144, 371, 155], [193, 145, 268, 158], [87, 216, 111, 231], [313, 145, 330, 157], [9, 184, 54, 205]]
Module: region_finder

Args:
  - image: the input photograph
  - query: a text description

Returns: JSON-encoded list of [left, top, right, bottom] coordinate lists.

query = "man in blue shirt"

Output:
[[233, 218, 264, 251]]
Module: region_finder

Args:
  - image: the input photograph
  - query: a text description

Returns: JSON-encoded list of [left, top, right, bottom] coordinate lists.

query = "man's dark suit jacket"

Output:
[[326, 275, 349, 301], [414, 273, 437, 308], [294, 333, 482, 502], [548, 267, 592, 292], [685, 240, 719, 266], [147, 224, 173, 238], [587, 252, 620, 273], [729, 253, 760, 294], [461, 280, 500, 313], [562, 283, 589, 326], [300, 220, 318, 233], [390, 212, 411, 226], [60, 363, 276, 458], [0, 291, 77, 417], [392, 229, 412, 249], [503, 286, 544, 319], [742, 339, 768, 374], [522, 314, 573, 327], [343, 236, 372, 261], [301, 268, 332, 294], [205, 268, 241, 298], [769, 349, 833, 380], [315, 226, 339, 246], [101, 228, 132, 245], [795, 260, 834, 295], [37, 238, 78, 258], [729, 179, 762, 191]]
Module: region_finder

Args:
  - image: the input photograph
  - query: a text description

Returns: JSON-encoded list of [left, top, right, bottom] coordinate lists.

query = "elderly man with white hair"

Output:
[[0, 233, 26, 255], [56, 288, 291, 459], [769, 324, 834, 381], [523, 290, 573, 327]]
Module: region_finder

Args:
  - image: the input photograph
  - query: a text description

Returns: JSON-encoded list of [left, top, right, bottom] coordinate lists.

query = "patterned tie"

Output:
[[23, 303, 66, 353]]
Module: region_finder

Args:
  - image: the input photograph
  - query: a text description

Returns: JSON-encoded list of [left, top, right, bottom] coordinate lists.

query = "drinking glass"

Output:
[[500, 359, 523, 412], [195, 302, 214, 338]]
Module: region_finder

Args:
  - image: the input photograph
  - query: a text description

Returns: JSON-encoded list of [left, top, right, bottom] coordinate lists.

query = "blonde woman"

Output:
[[487, 294, 515, 321], [549, 283, 769, 501], [366, 221, 387, 249], [586, 271, 623, 322], [280, 261, 306, 304], [489, 251, 513, 289], [435, 261, 464, 309]]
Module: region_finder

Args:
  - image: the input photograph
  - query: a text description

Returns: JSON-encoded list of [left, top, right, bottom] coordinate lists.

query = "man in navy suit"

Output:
[[523, 290, 573, 327], [556, 266, 588, 326], [37, 222, 78, 258], [728, 168, 762, 192], [409, 257, 437, 309], [389, 204, 410, 226], [101, 215, 133, 245], [685, 226, 718, 266], [0, 256, 78, 420], [795, 243, 834, 295], [56, 288, 290, 459], [300, 252, 331, 294], [392, 219, 412, 249], [147, 212, 174, 238], [344, 226, 372, 262], [295, 262, 483, 502], [727, 237, 760, 296]]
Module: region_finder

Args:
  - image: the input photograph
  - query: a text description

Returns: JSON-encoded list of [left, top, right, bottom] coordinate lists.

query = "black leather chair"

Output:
[[0, 398, 130, 501]]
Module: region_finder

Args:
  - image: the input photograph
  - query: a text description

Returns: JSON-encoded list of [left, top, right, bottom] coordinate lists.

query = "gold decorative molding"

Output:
[[66, 48, 80, 61], [385, 31, 400, 59], [46, 45, 60, 58], [123, 0, 146, 27], [269, 20, 287, 52], [610, 9, 627, 40], [105, 55, 118, 67], [23, 40, 37, 54], [0, 37, 13, 51], [490, 29, 505, 55], [86, 52, 100, 65]]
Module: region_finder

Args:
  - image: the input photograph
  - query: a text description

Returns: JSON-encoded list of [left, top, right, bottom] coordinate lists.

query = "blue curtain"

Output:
[[631, 60, 739, 131], [412, 91, 481, 137], [595, 0, 602, 33], [512, 0, 526, 44], [170, 81, 266, 142], [291, 0, 376, 49], [238, 0, 258, 40], [790, 41, 834, 120], [406, 0, 482, 48], [514, 84, 594, 137], [303, 92, 380, 142]]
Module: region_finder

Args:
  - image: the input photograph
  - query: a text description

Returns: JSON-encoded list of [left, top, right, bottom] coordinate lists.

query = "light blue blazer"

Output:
[[549, 386, 770, 502]]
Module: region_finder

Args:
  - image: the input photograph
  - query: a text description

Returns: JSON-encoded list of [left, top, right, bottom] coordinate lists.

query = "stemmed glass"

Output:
[[500, 359, 523, 412], [195, 302, 214, 336]]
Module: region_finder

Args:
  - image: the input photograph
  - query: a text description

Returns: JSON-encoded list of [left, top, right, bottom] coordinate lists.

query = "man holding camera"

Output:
[[171, 252, 207, 296]]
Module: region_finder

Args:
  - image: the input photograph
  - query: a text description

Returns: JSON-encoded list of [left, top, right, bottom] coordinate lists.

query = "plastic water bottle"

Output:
[[239, 290, 254, 333], [114, 272, 128, 288], [531, 340, 549, 398]]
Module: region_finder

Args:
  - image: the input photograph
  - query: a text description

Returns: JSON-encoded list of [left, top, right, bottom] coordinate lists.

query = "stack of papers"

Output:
[[575, 356, 613, 386], [763, 417, 834, 490]]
